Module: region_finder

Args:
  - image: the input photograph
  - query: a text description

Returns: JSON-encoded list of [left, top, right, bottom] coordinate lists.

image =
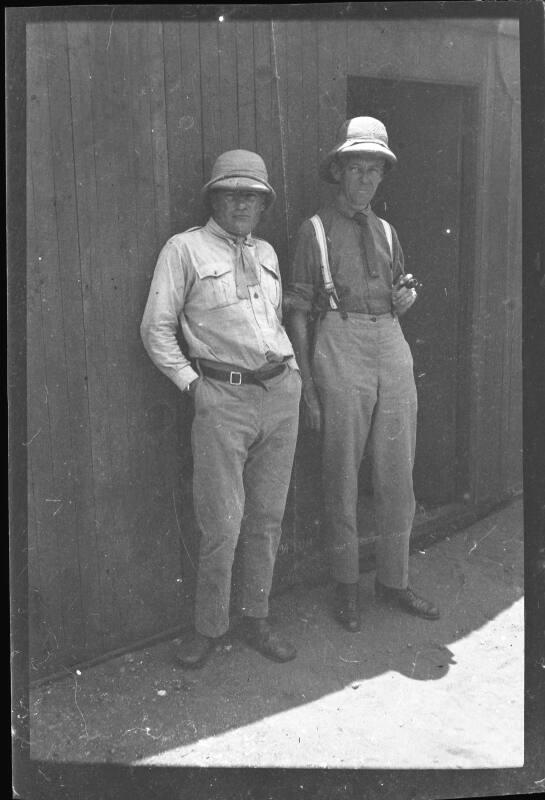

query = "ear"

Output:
[[208, 191, 219, 212], [329, 159, 342, 183]]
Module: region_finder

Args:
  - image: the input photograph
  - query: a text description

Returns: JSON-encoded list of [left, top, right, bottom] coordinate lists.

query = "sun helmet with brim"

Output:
[[319, 117, 397, 184], [201, 150, 277, 206]]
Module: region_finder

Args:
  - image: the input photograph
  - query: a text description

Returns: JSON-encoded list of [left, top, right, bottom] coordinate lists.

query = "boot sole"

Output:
[[375, 594, 440, 620], [243, 638, 297, 663]]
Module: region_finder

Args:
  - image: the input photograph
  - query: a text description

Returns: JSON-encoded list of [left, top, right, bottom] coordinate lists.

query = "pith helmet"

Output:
[[201, 149, 276, 206], [319, 117, 397, 183]]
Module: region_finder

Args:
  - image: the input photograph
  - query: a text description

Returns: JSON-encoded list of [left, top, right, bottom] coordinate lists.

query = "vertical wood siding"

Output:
[[27, 17, 522, 673], [470, 29, 523, 505]]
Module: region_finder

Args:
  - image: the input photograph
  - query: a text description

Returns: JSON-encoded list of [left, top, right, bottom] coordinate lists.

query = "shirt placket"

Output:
[[355, 213, 381, 312], [245, 245, 279, 354], [229, 238, 270, 357]]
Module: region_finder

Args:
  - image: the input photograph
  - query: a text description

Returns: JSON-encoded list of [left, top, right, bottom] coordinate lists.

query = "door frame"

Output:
[[347, 75, 479, 507], [455, 85, 479, 500]]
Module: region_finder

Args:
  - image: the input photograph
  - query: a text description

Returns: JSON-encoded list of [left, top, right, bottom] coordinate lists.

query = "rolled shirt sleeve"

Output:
[[284, 219, 322, 314], [140, 240, 199, 392]]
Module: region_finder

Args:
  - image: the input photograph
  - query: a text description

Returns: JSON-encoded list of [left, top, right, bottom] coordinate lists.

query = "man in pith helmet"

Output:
[[141, 150, 301, 668], [286, 117, 440, 632]]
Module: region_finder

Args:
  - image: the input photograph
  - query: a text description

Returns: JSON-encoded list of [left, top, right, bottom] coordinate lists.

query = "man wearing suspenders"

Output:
[[286, 117, 440, 632]]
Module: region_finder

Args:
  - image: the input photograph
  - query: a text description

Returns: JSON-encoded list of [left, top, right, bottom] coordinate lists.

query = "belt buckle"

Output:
[[229, 371, 242, 385]]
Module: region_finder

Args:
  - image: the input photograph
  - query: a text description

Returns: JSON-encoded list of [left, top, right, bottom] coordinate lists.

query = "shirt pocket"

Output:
[[193, 261, 237, 309], [259, 260, 281, 308]]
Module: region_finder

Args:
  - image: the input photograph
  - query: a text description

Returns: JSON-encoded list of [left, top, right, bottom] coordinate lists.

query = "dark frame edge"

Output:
[[7, 7, 29, 800]]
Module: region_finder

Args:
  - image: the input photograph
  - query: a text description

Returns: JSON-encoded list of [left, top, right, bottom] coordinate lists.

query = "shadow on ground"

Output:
[[29, 499, 523, 770]]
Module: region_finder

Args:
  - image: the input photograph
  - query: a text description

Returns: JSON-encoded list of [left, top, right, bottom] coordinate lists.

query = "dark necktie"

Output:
[[353, 212, 378, 278]]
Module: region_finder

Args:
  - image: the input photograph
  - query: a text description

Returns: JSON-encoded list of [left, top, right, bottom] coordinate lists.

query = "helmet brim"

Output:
[[201, 175, 276, 207], [319, 140, 397, 183]]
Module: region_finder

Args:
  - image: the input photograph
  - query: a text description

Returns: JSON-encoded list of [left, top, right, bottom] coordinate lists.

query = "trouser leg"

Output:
[[372, 322, 417, 589], [312, 315, 378, 585], [319, 386, 375, 583], [191, 379, 255, 638], [239, 369, 301, 617]]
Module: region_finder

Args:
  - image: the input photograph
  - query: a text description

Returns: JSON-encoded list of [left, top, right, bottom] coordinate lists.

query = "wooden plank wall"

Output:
[[27, 20, 186, 674], [468, 22, 523, 504], [27, 17, 522, 672]]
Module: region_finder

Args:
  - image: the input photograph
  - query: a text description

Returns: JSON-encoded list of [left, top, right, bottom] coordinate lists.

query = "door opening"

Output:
[[347, 76, 477, 508]]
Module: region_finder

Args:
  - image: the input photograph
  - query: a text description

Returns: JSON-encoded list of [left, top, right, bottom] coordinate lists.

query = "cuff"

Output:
[[286, 355, 300, 371], [283, 286, 314, 314], [174, 365, 200, 393]]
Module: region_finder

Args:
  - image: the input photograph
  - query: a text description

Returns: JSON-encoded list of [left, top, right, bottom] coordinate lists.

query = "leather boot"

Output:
[[375, 578, 440, 620], [175, 631, 216, 669], [241, 617, 297, 663], [335, 582, 361, 632]]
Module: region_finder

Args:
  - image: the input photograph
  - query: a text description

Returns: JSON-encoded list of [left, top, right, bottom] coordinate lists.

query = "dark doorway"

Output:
[[348, 77, 476, 507]]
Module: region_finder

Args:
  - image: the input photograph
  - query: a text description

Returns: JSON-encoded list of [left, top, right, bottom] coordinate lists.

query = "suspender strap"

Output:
[[310, 214, 340, 310], [310, 213, 395, 310], [379, 217, 393, 259]]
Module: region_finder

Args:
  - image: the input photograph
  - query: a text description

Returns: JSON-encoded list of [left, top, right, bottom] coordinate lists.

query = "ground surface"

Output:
[[30, 499, 524, 770]]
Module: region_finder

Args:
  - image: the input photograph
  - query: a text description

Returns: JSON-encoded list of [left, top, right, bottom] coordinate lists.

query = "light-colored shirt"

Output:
[[286, 195, 405, 315], [141, 217, 296, 391]]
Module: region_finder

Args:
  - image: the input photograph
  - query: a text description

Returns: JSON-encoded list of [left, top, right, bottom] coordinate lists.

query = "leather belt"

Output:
[[327, 309, 393, 318], [200, 362, 287, 386]]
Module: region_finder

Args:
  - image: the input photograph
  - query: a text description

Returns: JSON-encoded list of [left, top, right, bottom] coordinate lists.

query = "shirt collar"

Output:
[[205, 217, 254, 246], [334, 193, 372, 220]]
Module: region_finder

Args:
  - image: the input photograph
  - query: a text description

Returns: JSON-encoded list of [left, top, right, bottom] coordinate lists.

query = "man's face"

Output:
[[210, 189, 266, 237], [331, 154, 385, 211]]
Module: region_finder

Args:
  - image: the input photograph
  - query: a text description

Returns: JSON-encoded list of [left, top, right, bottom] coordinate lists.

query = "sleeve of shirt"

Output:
[[390, 224, 405, 284], [283, 218, 322, 314], [275, 249, 284, 323], [140, 239, 199, 392]]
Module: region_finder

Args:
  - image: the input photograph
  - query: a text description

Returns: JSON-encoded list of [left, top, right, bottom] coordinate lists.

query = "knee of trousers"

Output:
[[324, 503, 359, 530], [372, 447, 415, 501], [243, 491, 291, 527], [197, 530, 239, 571], [193, 473, 244, 538]]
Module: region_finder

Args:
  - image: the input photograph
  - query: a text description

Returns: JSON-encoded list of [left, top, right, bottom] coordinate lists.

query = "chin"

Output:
[[234, 225, 253, 236]]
